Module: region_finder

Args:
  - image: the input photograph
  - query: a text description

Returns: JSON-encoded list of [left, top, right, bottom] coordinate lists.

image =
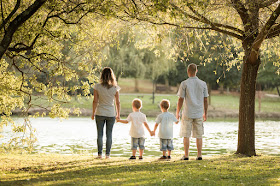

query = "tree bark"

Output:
[[277, 86, 280, 96], [236, 54, 260, 156]]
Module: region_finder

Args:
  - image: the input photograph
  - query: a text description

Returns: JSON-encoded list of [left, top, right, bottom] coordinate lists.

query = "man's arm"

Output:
[[203, 97, 208, 122], [176, 97, 184, 120]]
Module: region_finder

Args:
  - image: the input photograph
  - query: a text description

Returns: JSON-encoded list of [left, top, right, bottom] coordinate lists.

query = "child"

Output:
[[117, 98, 154, 160], [153, 99, 179, 160]]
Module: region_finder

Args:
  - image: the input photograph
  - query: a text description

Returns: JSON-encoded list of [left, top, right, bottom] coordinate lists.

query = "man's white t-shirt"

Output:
[[127, 111, 148, 138], [155, 112, 178, 139], [177, 76, 209, 119]]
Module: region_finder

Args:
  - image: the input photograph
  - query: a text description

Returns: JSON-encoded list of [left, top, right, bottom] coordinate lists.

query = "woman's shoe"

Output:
[[95, 155, 102, 159]]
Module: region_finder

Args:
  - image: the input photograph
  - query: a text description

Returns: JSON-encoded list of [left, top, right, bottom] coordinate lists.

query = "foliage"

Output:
[[0, 0, 121, 149], [1, 154, 280, 185]]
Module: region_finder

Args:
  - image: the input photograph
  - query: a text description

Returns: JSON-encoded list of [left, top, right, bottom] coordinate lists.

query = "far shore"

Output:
[[11, 107, 280, 120]]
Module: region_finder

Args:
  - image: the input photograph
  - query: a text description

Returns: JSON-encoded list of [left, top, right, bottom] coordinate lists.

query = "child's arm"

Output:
[[117, 119, 129, 124], [143, 122, 153, 136], [175, 120, 179, 124], [153, 123, 159, 134]]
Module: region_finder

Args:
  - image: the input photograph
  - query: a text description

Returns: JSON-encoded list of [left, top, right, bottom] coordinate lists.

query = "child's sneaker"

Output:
[[139, 156, 143, 160], [196, 157, 202, 160], [129, 156, 136, 160], [159, 156, 167, 160], [167, 156, 171, 160]]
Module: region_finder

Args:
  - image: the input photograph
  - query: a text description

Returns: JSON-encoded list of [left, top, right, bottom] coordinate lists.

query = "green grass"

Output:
[[0, 154, 279, 185]]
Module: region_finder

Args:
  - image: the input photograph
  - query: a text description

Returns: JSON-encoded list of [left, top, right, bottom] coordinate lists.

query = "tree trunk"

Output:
[[134, 78, 139, 92], [277, 86, 280, 96], [236, 56, 260, 156]]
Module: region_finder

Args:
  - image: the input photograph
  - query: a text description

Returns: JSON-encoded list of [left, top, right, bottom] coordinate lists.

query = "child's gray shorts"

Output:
[[131, 137, 145, 150], [160, 138, 174, 151]]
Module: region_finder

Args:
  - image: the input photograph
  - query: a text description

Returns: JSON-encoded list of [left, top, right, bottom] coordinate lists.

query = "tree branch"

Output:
[[259, 0, 279, 8], [266, 23, 280, 38], [231, 0, 249, 27], [171, 3, 243, 40], [0, 0, 47, 59], [249, 3, 280, 63], [0, 0, 21, 31]]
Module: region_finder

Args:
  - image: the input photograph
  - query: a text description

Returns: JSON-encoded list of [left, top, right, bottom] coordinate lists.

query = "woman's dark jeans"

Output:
[[95, 115, 115, 156]]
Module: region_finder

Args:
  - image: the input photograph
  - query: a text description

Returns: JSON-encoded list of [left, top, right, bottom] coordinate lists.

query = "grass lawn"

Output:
[[0, 154, 279, 185]]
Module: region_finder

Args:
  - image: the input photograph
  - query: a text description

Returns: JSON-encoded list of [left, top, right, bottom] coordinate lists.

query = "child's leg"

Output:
[[162, 150, 167, 156], [168, 150, 171, 156], [139, 138, 145, 157], [132, 149, 137, 156], [139, 149, 144, 157]]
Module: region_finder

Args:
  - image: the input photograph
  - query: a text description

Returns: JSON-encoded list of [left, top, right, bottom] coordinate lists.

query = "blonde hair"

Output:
[[160, 99, 170, 110], [100, 67, 117, 89], [187, 63, 197, 76], [132, 98, 142, 109]]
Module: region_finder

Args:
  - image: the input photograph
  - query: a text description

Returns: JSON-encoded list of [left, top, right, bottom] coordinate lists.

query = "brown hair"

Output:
[[100, 67, 117, 89], [187, 63, 197, 76], [160, 99, 170, 110], [132, 98, 142, 109]]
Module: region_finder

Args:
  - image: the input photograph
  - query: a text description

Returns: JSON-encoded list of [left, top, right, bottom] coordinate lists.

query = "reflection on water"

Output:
[[1, 118, 280, 157]]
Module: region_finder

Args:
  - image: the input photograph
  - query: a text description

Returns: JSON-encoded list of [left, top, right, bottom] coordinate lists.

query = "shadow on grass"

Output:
[[1, 155, 280, 185]]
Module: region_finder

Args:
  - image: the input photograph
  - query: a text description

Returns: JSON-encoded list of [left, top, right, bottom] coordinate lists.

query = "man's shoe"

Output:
[[181, 156, 189, 160], [196, 157, 202, 160]]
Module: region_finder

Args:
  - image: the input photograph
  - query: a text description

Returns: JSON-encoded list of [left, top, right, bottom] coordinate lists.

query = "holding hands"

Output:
[[150, 131, 155, 136]]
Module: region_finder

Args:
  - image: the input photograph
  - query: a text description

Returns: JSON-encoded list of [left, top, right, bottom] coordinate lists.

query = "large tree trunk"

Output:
[[236, 55, 260, 156]]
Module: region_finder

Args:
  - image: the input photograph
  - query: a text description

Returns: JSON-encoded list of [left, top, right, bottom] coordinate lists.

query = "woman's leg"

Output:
[[105, 117, 115, 156], [95, 115, 105, 156]]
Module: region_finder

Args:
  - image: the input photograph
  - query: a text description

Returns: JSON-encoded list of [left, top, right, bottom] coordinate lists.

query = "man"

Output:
[[176, 63, 208, 160]]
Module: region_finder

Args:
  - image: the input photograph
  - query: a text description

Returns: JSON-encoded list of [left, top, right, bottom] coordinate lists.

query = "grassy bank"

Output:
[[61, 93, 280, 118], [0, 154, 279, 185]]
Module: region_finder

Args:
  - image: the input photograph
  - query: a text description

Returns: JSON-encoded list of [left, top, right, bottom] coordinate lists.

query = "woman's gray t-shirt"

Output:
[[93, 83, 120, 117]]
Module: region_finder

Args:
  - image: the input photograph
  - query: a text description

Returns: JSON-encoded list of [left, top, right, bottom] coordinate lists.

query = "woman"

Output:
[[91, 67, 120, 159]]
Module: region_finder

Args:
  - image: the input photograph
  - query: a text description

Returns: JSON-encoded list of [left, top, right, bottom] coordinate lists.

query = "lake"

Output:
[[1, 118, 280, 157]]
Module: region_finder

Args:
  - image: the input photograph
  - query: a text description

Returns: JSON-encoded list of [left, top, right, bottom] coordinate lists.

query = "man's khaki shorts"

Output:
[[180, 118, 204, 138]]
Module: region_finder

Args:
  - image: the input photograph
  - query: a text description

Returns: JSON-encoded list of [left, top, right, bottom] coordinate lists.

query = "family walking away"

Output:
[[91, 63, 208, 160]]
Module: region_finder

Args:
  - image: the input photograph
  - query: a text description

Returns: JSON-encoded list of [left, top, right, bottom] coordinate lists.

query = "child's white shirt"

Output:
[[127, 111, 148, 138], [155, 112, 178, 139]]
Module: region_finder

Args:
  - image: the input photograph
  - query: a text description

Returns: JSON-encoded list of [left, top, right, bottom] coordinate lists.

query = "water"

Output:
[[1, 118, 280, 157]]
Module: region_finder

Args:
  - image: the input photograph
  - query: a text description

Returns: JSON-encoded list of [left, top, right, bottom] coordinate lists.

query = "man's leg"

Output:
[[196, 138, 202, 158], [183, 137, 190, 157]]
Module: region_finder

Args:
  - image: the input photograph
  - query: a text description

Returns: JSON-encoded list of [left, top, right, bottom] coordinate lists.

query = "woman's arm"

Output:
[[115, 91, 121, 120], [117, 119, 129, 124], [91, 90, 99, 120]]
